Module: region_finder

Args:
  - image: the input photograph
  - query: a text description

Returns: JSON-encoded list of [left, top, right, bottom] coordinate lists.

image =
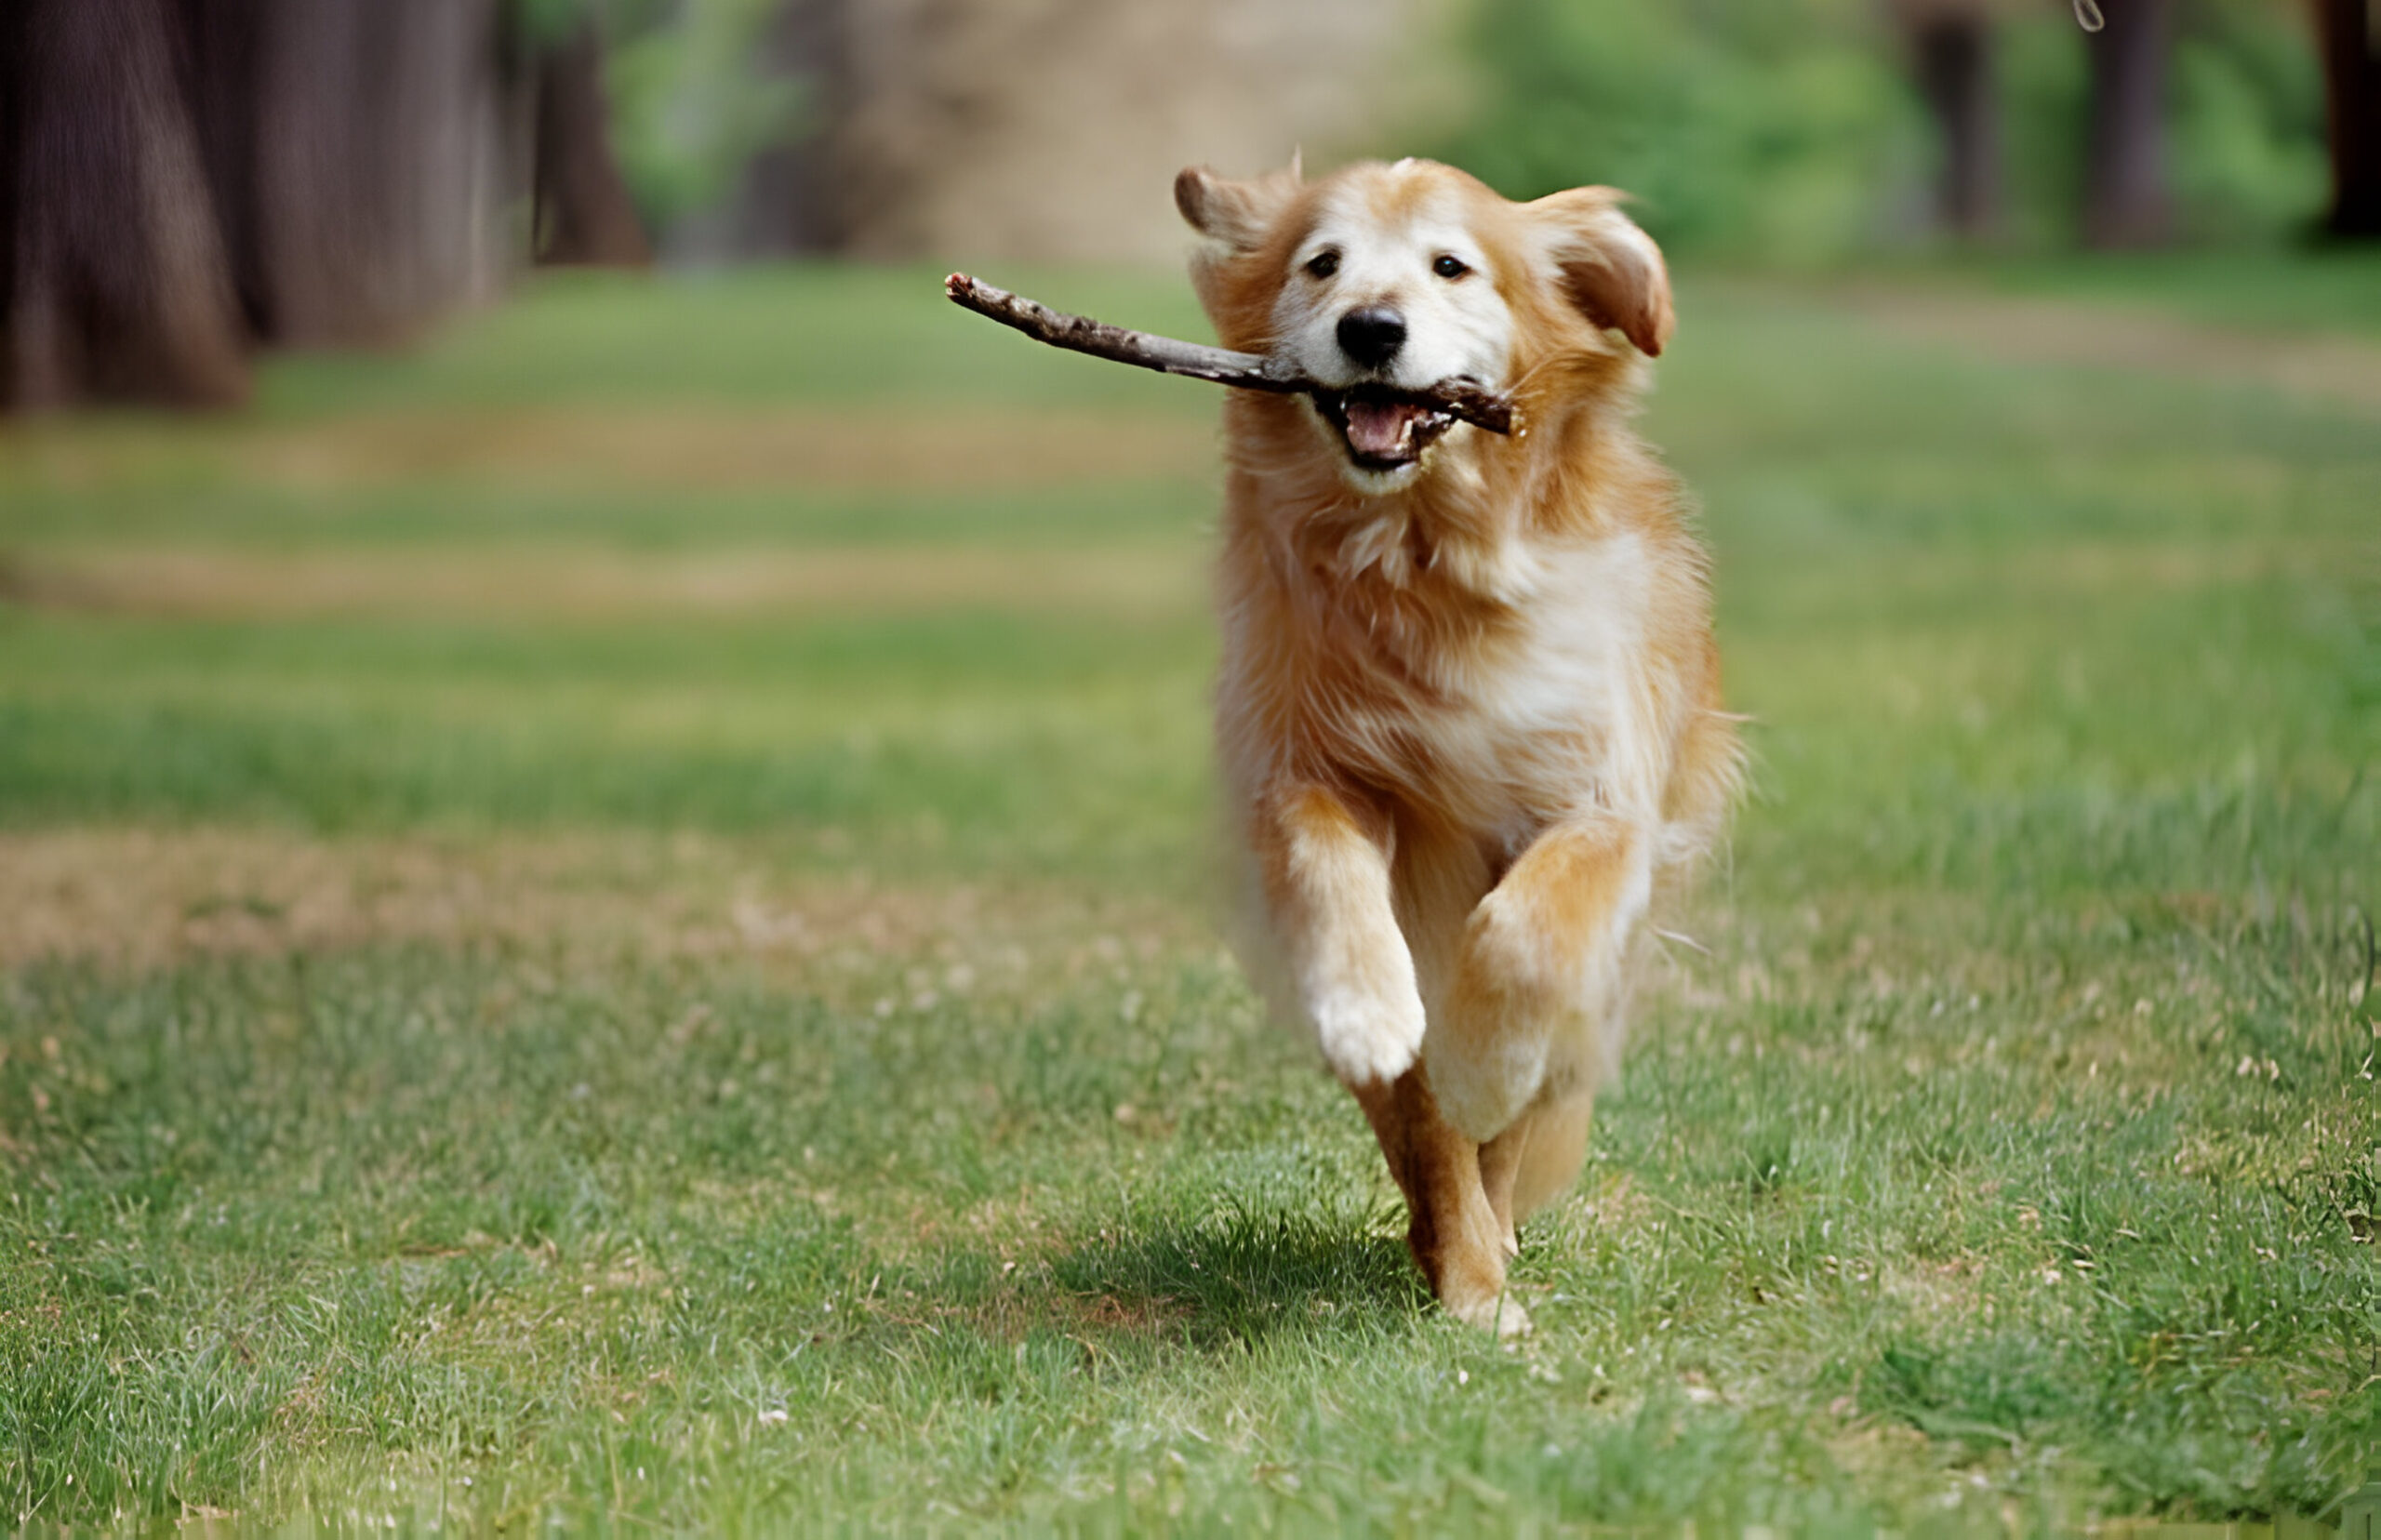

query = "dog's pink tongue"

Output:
[[1345, 399, 1416, 458]]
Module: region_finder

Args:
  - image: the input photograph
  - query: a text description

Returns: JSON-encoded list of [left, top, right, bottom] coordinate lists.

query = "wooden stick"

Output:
[[943, 272, 1518, 436]]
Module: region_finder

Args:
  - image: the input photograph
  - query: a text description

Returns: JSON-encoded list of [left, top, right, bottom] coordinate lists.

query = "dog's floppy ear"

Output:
[[1175, 160, 1303, 252], [1527, 187, 1673, 358]]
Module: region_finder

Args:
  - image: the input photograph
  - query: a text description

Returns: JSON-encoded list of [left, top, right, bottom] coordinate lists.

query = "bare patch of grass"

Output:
[[0, 827, 1198, 979], [0, 543, 1204, 621], [0, 405, 1217, 497], [1826, 284, 2381, 418]]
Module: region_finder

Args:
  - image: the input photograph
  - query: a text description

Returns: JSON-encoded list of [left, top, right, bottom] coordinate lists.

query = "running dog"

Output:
[[1178, 156, 1740, 1334]]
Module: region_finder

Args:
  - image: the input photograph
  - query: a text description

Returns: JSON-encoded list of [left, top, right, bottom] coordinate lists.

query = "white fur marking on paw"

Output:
[[1310, 980, 1426, 1086]]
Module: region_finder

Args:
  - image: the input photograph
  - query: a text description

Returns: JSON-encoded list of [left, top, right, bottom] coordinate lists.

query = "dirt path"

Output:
[[0, 405, 1217, 496], [0, 542, 1206, 621], [1825, 282, 2381, 418], [0, 828, 1198, 980]]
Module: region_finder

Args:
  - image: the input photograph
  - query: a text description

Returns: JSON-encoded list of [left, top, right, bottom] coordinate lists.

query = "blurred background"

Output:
[[0, 0, 2375, 406]]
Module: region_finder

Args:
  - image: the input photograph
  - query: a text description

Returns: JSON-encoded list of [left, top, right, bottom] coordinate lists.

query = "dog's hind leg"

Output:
[[1477, 1121, 1525, 1258], [1480, 1091, 1596, 1254], [1350, 1069, 1529, 1336], [1509, 1091, 1596, 1220]]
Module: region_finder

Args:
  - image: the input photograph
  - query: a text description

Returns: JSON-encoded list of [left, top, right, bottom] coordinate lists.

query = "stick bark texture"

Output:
[[944, 272, 1517, 436]]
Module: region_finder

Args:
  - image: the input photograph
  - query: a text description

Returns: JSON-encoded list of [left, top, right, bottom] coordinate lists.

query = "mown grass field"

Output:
[[2, 255, 2376, 1533]]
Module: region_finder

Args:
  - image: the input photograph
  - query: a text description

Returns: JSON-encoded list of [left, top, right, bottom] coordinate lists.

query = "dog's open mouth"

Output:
[[1313, 386, 1458, 472]]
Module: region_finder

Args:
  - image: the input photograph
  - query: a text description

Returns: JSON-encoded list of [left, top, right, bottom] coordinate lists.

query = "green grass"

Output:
[[1, 257, 2376, 1533], [0, 611, 1214, 878]]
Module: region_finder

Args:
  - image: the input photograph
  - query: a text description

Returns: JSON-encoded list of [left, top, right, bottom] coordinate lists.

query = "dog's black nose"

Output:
[[1336, 306, 1406, 368]]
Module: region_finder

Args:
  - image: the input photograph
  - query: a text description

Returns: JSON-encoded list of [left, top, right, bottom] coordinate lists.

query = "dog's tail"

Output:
[[1510, 1094, 1595, 1222]]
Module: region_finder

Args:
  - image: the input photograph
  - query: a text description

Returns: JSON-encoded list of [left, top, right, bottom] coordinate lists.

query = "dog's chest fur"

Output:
[[1229, 500, 1665, 853]]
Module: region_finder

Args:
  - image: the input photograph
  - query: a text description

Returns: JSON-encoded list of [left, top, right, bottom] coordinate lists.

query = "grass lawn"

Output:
[[2, 252, 2376, 1533]]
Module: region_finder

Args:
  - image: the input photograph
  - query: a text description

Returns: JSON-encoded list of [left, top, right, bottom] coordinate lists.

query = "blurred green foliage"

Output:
[[1440, 0, 2332, 259], [512, 0, 586, 47], [1437, 0, 1922, 263], [571, 0, 2331, 261], [599, 0, 806, 236], [2000, 0, 2329, 248], [2164, 0, 2329, 243]]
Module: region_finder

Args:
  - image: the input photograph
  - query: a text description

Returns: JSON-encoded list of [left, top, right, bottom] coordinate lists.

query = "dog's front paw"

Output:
[[1310, 980, 1427, 1087]]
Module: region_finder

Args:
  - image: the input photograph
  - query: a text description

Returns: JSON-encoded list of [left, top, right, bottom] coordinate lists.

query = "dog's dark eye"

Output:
[[1305, 250, 1340, 279], [1432, 254, 1470, 280]]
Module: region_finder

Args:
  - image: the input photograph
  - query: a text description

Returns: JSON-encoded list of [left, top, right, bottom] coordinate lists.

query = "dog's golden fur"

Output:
[[1177, 157, 1739, 1333]]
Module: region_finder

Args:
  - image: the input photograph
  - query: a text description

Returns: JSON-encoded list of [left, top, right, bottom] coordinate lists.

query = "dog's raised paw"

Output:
[[1310, 982, 1426, 1086]]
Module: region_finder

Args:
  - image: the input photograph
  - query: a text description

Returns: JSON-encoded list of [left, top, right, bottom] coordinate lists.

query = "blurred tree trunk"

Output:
[[173, 0, 274, 339], [251, 0, 512, 345], [1909, 8, 2002, 238], [2082, 0, 2174, 248], [0, 0, 248, 407], [728, 0, 845, 256], [2318, 0, 2381, 238], [533, 19, 652, 266], [1, 0, 554, 411]]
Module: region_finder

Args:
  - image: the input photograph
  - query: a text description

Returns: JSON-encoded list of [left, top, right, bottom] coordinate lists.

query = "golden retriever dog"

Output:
[[1177, 157, 1740, 1334]]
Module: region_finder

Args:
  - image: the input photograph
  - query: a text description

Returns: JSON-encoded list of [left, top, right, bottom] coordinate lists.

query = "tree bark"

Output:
[[2082, 0, 2174, 248], [252, 0, 510, 345], [2318, 0, 2381, 238], [1, 0, 248, 408], [1910, 11, 2002, 239], [170, 0, 275, 339], [532, 19, 652, 267]]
